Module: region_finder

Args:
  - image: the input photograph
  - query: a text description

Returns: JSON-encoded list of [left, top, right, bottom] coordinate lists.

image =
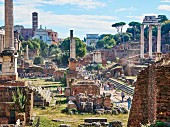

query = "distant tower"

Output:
[[32, 12, 38, 35]]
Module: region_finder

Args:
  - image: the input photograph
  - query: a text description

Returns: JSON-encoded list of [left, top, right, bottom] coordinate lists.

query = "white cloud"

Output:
[[115, 7, 136, 12], [158, 5, 170, 11], [0, 0, 116, 39], [160, 0, 170, 2], [14, 0, 105, 9], [126, 13, 159, 22]]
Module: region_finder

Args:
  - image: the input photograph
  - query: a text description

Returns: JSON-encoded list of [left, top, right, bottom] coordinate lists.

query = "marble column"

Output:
[[149, 25, 153, 58], [5, 0, 15, 51], [140, 24, 144, 58], [157, 24, 161, 53]]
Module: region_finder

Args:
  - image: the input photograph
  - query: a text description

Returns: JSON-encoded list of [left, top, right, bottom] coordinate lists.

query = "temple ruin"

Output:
[[140, 16, 161, 59]]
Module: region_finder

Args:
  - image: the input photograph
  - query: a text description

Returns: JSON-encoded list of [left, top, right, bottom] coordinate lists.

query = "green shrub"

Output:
[[112, 109, 119, 115], [121, 107, 128, 114]]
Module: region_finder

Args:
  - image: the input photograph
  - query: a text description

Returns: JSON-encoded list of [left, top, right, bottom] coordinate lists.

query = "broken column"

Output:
[[70, 30, 76, 59], [140, 24, 144, 59], [149, 25, 153, 58], [26, 45, 29, 60], [67, 30, 78, 87], [157, 24, 161, 53]]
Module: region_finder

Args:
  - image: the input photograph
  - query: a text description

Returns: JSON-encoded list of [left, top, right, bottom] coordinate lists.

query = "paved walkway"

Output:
[[100, 88, 133, 109]]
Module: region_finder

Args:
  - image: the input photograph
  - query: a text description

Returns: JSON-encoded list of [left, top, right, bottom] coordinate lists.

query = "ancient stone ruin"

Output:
[[128, 54, 170, 127], [0, 0, 33, 125]]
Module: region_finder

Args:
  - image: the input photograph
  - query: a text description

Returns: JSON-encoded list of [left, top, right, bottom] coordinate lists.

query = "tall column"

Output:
[[5, 0, 15, 51], [0, 35, 2, 52], [70, 30, 76, 58], [26, 45, 29, 60], [149, 25, 153, 58], [157, 24, 161, 53], [140, 24, 144, 58]]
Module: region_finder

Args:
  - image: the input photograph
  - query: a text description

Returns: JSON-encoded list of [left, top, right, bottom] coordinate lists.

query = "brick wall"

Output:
[[128, 57, 170, 127], [0, 82, 33, 125], [72, 84, 100, 96]]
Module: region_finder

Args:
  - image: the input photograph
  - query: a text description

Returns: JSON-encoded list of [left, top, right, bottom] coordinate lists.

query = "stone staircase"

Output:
[[107, 78, 134, 95], [30, 86, 53, 106]]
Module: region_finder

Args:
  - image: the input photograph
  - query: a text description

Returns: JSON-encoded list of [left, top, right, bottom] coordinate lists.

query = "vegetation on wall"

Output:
[[12, 87, 26, 112]]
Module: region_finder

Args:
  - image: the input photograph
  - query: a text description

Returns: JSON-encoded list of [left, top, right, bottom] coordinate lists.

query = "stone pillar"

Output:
[[70, 30, 76, 59], [93, 52, 95, 63], [14, 38, 18, 52], [140, 24, 144, 58], [157, 24, 161, 53], [0, 35, 2, 52], [26, 45, 29, 60], [4, 0, 15, 51], [149, 25, 153, 58], [0, 0, 18, 81]]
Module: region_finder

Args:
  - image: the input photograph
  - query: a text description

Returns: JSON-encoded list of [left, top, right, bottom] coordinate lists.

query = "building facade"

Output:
[[21, 28, 33, 41], [14, 25, 24, 33], [33, 26, 59, 45], [86, 34, 99, 47], [33, 26, 52, 45], [47, 29, 58, 45]]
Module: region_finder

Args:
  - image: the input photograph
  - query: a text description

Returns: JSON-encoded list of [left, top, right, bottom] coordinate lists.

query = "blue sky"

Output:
[[0, 0, 170, 39]]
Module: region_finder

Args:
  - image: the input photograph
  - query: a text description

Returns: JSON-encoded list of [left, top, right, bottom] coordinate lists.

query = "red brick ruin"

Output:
[[128, 54, 170, 127]]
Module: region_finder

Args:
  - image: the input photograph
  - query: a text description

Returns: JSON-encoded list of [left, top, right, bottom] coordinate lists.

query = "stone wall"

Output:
[[72, 84, 100, 96], [128, 57, 170, 127], [0, 83, 33, 125]]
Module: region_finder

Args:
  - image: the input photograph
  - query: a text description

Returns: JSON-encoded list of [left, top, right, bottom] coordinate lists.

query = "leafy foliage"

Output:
[[158, 15, 168, 23], [59, 37, 86, 58], [34, 56, 44, 65], [128, 21, 141, 40], [86, 64, 103, 71], [21, 38, 49, 58], [96, 34, 116, 49], [112, 22, 126, 33], [12, 88, 26, 112]]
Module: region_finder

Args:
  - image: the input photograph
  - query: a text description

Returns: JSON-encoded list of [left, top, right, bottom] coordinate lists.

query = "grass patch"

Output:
[[33, 104, 129, 127], [19, 78, 62, 86]]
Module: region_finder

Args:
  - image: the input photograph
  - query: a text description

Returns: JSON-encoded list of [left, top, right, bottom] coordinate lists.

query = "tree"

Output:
[[158, 15, 168, 23], [123, 33, 132, 42], [112, 22, 126, 33], [96, 34, 116, 49], [96, 40, 105, 49], [59, 37, 86, 58], [50, 48, 61, 56], [33, 56, 44, 65], [61, 52, 70, 66], [128, 21, 141, 41], [112, 22, 126, 43], [86, 45, 96, 52]]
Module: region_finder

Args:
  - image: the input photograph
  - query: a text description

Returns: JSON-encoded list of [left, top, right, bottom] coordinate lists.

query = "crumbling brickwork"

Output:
[[0, 81, 33, 125], [128, 56, 170, 127], [72, 81, 100, 96]]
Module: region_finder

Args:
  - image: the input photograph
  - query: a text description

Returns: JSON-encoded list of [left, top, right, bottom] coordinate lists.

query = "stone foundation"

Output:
[[0, 81, 33, 125], [0, 73, 18, 81]]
